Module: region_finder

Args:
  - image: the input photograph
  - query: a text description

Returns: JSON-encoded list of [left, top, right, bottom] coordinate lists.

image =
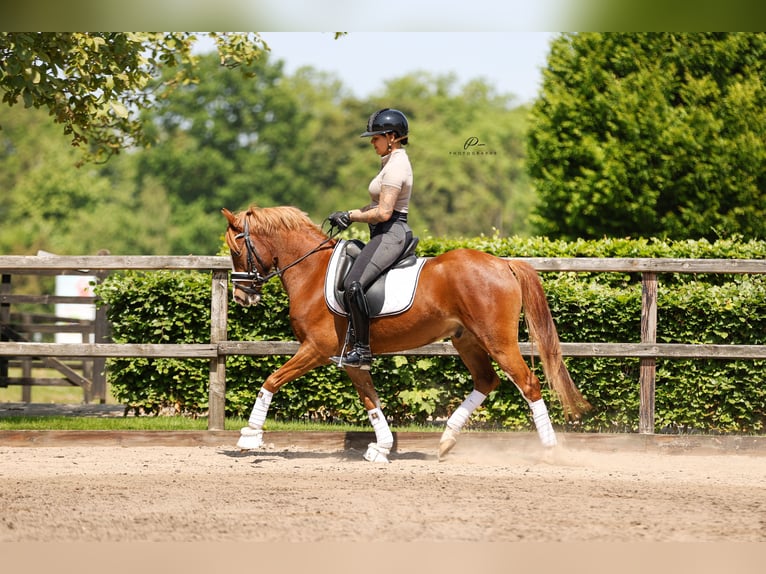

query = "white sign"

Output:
[[55, 275, 96, 344]]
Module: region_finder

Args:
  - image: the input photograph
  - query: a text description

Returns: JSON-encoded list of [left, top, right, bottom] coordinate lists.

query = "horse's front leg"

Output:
[[345, 369, 394, 463], [237, 343, 326, 451]]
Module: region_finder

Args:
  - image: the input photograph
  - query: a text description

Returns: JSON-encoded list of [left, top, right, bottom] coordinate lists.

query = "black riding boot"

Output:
[[332, 281, 372, 370]]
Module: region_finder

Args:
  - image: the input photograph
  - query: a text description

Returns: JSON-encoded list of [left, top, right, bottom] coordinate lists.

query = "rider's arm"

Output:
[[349, 186, 398, 224]]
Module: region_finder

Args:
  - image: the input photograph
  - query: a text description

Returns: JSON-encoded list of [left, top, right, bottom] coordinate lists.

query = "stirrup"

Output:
[[332, 346, 372, 370]]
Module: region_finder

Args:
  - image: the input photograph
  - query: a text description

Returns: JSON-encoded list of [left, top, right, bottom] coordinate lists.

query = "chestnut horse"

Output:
[[223, 206, 590, 462]]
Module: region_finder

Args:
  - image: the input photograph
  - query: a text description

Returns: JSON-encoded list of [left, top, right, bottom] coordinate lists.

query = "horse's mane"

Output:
[[244, 205, 324, 236]]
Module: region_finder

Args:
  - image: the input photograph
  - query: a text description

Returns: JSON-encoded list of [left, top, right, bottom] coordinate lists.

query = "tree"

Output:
[[135, 51, 361, 254], [0, 32, 267, 164], [0, 103, 171, 256], [330, 73, 536, 237], [2, 34, 538, 257], [527, 33, 766, 240]]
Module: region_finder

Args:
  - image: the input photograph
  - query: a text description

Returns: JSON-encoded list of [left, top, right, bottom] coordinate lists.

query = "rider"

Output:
[[328, 108, 414, 370]]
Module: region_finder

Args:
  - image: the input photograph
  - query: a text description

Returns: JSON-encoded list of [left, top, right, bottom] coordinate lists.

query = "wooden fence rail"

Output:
[[1, 255, 765, 434]]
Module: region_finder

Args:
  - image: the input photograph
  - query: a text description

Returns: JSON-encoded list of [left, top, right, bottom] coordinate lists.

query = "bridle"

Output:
[[230, 217, 276, 295], [230, 215, 338, 296]]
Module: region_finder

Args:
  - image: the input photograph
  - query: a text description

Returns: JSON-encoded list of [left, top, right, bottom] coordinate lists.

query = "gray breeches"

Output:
[[343, 219, 412, 290]]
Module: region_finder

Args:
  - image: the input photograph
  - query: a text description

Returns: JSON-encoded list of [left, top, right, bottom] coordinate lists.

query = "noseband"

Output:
[[230, 218, 277, 295], [230, 215, 338, 296]]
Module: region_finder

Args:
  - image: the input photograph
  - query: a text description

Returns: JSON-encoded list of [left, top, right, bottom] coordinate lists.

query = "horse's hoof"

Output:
[[438, 427, 459, 461], [363, 443, 391, 463], [236, 427, 264, 450]]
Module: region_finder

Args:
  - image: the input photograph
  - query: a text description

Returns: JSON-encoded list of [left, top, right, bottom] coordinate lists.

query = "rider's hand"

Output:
[[328, 211, 351, 230]]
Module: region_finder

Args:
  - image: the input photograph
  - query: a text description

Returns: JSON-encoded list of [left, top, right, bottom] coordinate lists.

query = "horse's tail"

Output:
[[508, 260, 592, 419]]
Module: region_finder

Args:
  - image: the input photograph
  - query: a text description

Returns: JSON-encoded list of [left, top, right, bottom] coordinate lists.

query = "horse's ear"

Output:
[[221, 208, 239, 228]]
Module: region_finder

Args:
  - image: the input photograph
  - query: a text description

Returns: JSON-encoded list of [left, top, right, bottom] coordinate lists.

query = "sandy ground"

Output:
[[1, 435, 765, 545]]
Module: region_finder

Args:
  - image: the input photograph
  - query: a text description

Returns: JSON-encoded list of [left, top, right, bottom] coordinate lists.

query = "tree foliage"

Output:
[[0, 32, 267, 164], [1, 32, 537, 256], [134, 57, 536, 253], [0, 104, 172, 257], [369, 73, 535, 237], [527, 32, 766, 240]]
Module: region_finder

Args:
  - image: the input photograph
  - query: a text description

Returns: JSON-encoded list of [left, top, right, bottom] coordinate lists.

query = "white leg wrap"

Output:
[[237, 387, 273, 450], [367, 407, 394, 449], [247, 387, 273, 429], [530, 399, 557, 447], [364, 408, 393, 463], [439, 390, 487, 460], [446, 390, 487, 432]]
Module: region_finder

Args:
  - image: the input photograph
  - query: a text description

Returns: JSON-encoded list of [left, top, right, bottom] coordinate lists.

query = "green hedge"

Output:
[[96, 236, 766, 433]]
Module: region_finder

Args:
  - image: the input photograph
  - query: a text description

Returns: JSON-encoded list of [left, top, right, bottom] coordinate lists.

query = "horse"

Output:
[[222, 205, 590, 463]]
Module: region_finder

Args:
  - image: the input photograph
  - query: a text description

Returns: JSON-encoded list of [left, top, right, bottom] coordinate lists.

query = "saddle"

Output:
[[324, 237, 426, 318]]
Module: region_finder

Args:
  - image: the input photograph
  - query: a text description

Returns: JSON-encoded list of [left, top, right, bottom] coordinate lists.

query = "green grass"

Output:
[[0, 375, 440, 433], [0, 385, 102, 404], [0, 415, 441, 432], [0, 375, 119, 404], [0, 416, 240, 431]]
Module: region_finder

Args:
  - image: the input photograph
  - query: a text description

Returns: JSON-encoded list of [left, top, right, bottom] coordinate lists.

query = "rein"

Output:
[[231, 216, 339, 293]]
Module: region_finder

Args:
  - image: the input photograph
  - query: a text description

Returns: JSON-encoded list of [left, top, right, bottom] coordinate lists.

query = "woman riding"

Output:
[[328, 108, 414, 370]]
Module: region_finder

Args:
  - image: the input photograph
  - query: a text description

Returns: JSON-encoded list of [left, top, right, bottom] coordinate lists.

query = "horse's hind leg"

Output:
[[345, 369, 394, 463], [439, 331, 501, 460], [492, 345, 557, 448], [447, 329, 558, 453]]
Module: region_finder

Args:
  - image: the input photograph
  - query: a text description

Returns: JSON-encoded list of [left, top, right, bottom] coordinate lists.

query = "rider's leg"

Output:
[[340, 280, 372, 369], [330, 222, 409, 369]]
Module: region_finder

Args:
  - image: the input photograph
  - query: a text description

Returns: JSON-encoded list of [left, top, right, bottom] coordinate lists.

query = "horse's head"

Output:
[[224, 205, 333, 306], [222, 207, 274, 307]]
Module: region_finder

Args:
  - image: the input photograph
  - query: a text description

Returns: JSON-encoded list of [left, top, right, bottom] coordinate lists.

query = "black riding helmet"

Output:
[[360, 108, 409, 145]]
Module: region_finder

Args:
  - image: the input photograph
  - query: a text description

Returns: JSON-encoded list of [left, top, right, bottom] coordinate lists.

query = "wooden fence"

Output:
[[1, 254, 764, 434]]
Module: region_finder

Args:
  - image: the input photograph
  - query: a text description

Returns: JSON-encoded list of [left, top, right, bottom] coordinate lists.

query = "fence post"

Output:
[[91, 268, 111, 404], [639, 272, 658, 434], [0, 274, 10, 385], [21, 313, 32, 402], [208, 270, 229, 430]]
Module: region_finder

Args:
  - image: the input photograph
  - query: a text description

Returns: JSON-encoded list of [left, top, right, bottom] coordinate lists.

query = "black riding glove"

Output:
[[328, 211, 352, 230]]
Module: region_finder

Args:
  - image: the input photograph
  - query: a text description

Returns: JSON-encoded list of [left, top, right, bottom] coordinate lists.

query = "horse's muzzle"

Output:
[[233, 287, 261, 307], [231, 274, 262, 306]]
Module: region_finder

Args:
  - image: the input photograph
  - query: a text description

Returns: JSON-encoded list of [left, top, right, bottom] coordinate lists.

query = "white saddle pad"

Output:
[[324, 240, 427, 317]]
